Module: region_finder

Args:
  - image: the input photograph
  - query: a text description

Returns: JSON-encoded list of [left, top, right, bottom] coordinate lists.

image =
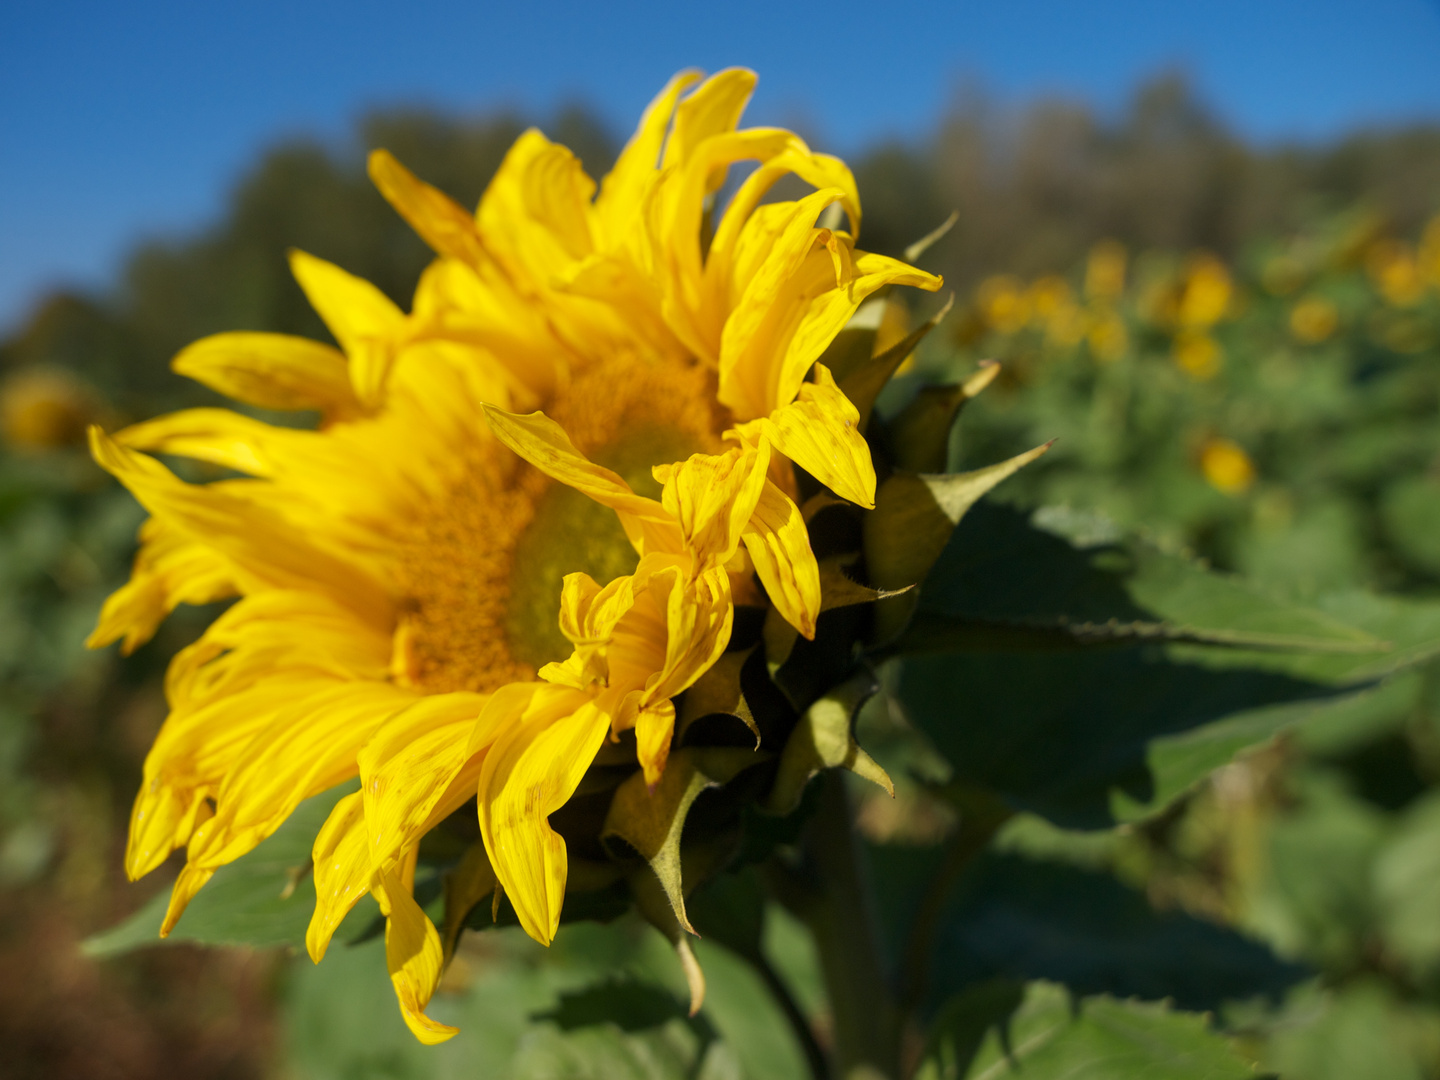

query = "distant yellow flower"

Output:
[[1200, 438, 1256, 495], [976, 274, 1031, 334], [1086, 309, 1129, 362], [1173, 331, 1223, 380], [1289, 296, 1339, 344], [1027, 275, 1071, 318], [1366, 239, 1425, 307], [87, 69, 940, 1042], [1419, 215, 1440, 288], [1084, 240, 1127, 303], [1, 367, 98, 450], [1177, 254, 1232, 329]]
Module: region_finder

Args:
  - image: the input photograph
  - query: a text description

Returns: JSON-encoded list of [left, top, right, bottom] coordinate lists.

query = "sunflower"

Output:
[[89, 68, 941, 1041]]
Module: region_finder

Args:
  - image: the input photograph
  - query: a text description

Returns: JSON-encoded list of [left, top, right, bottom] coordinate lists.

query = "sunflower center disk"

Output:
[[393, 354, 728, 693]]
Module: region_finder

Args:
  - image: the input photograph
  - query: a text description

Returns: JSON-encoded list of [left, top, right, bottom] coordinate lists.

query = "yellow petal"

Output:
[[160, 862, 214, 936], [475, 130, 596, 301], [521, 140, 596, 261], [771, 250, 943, 411], [747, 363, 877, 509], [126, 782, 211, 882], [89, 428, 393, 630], [718, 243, 942, 420], [89, 516, 236, 654], [125, 586, 392, 884], [635, 699, 677, 789], [594, 70, 702, 245], [127, 675, 343, 880], [556, 572, 637, 649], [287, 250, 406, 407], [714, 186, 846, 343], [374, 863, 459, 1045], [659, 441, 771, 568], [742, 481, 821, 639], [662, 68, 757, 170], [602, 561, 674, 694], [633, 562, 734, 706], [649, 128, 802, 361], [477, 687, 610, 945], [368, 149, 492, 272], [116, 407, 308, 477], [540, 572, 639, 689], [359, 692, 489, 881], [307, 790, 369, 963], [480, 405, 677, 552], [182, 681, 415, 875], [171, 332, 361, 420], [708, 149, 861, 273], [406, 244, 565, 403]]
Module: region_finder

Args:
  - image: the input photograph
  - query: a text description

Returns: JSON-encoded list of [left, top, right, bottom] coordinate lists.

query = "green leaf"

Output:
[[920, 981, 1256, 1080], [83, 781, 366, 957], [1246, 767, 1390, 970], [283, 917, 809, 1080], [904, 209, 959, 263], [898, 645, 1336, 827], [441, 838, 497, 960], [1373, 790, 1440, 978], [917, 979, 1026, 1080], [871, 849, 1303, 1015], [903, 501, 1385, 653], [1263, 979, 1440, 1080], [893, 504, 1440, 826], [686, 867, 767, 960], [1381, 473, 1440, 576]]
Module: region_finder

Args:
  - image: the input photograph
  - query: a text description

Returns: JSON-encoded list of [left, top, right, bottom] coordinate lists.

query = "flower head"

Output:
[[90, 68, 940, 1040]]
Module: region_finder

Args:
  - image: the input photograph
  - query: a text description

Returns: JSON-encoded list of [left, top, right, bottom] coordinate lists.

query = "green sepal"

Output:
[[602, 747, 765, 934], [816, 295, 887, 385], [865, 445, 1053, 643], [767, 672, 893, 815], [904, 209, 959, 263], [676, 647, 760, 748], [820, 553, 910, 612], [840, 294, 954, 430], [887, 361, 1000, 474]]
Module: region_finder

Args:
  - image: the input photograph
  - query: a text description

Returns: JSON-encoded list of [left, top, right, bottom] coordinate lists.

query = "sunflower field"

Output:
[[4, 75, 1440, 1080]]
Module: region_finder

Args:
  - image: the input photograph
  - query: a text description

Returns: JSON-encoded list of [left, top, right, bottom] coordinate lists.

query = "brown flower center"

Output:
[[392, 354, 728, 694]]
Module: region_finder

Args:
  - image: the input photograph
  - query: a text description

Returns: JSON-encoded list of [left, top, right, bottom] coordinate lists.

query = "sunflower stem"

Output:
[[799, 770, 904, 1079]]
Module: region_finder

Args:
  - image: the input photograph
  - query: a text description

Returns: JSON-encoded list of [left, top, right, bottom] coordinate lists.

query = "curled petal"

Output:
[[375, 861, 459, 1045], [742, 482, 821, 639], [740, 363, 877, 509], [477, 688, 611, 946]]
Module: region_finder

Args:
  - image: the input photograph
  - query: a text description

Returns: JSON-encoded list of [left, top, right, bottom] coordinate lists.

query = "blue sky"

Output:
[[4, 0, 1440, 332]]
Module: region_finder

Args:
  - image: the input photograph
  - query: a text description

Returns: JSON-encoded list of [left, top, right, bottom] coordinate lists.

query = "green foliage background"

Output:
[[7, 77, 1440, 1078]]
